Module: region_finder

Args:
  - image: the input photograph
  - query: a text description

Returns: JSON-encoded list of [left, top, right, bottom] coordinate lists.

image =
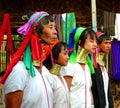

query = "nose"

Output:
[[54, 28, 57, 34], [94, 41, 97, 48], [53, 28, 57, 37], [67, 54, 69, 60], [108, 43, 111, 48]]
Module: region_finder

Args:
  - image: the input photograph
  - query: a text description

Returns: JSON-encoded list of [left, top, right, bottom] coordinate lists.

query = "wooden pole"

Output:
[[91, 0, 97, 32]]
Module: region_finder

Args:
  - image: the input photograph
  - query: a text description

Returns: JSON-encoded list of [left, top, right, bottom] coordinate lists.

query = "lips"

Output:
[[106, 49, 110, 51], [93, 48, 96, 51]]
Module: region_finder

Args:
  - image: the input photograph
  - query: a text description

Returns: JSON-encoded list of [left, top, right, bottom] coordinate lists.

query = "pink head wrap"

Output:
[[96, 31, 104, 37], [17, 11, 49, 35]]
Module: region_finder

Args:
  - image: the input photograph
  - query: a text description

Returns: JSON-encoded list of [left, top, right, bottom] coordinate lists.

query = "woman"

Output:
[[49, 41, 70, 108], [91, 31, 113, 108], [61, 27, 97, 108], [1, 11, 58, 108]]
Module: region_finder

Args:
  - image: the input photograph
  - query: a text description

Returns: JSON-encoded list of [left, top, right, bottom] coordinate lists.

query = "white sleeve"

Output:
[[3, 61, 29, 94], [60, 62, 75, 77]]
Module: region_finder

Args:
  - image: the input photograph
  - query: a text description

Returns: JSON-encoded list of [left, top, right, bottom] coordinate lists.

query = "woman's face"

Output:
[[55, 46, 69, 66], [41, 21, 57, 45], [98, 39, 111, 53], [83, 35, 97, 53]]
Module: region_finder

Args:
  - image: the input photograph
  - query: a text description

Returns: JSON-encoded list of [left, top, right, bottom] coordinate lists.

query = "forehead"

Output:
[[86, 34, 97, 40], [43, 21, 55, 26], [61, 46, 68, 51], [102, 39, 111, 43]]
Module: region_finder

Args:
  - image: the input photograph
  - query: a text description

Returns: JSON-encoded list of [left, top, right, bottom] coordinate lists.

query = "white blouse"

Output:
[[102, 67, 109, 108], [61, 62, 92, 108]]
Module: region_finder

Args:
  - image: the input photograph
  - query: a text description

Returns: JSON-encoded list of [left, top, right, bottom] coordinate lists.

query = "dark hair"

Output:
[[76, 28, 97, 49], [36, 15, 54, 35], [22, 11, 34, 22], [52, 41, 68, 61], [43, 41, 68, 69], [97, 34, 111, 44]]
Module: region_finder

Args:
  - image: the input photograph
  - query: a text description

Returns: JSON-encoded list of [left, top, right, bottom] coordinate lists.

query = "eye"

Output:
[[49, 26, 53, 29], [90, 40, 94, 43], [64, 50, 69, 55]]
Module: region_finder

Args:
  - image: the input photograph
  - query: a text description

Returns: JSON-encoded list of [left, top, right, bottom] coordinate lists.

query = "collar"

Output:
[[76, 46, 88, 64], [97, 52, 106, 66], [50, 63, 62, 76]]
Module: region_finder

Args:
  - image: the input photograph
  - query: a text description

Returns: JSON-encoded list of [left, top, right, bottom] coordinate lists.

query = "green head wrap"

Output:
[[69, 27, 86, 63], [69, 27, 95, 74]]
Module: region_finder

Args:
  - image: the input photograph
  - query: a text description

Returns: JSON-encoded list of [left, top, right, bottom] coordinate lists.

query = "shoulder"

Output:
[[5, 61, 28, 80], [3, 61, 29, 94], [13, 61, 26, 70], [63, 62, 76, 70], [11, 61, 28, 77], [42, 65, 51, 76], [60, 62, 77, 77]]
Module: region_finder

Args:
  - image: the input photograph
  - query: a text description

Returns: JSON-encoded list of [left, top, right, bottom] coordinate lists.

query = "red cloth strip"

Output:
[[0, 29, 32, 84], [0, 14, 14, 58]]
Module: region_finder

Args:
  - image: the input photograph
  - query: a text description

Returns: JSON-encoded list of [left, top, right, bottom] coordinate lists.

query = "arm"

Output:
[[5, 90, 23, 108], [63, 76, 73, 91]]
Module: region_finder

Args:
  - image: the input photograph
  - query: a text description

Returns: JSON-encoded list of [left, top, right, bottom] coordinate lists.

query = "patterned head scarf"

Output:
[[17, 11, 49, 35]]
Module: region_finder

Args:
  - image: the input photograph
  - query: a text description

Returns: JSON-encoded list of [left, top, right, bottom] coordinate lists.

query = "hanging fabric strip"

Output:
[[23, 44, 35, 77], [103, 11, 115, 36], [112, 40, 120, 81], [115, 13, 120, 40], [31, 34, 42, 67], [54, 14, 63, 40], [62, 12, 76, 43], [0, 29, 32, 84], [0, 14, 14, 58]]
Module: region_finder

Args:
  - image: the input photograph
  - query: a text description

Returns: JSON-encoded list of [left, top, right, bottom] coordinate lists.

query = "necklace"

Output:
[[76, 46, 88, 64], [50, 63, 62, 76]]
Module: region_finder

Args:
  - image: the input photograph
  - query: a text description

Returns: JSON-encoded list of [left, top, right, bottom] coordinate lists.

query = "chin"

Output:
[[106, 51, 110, 53], [62, 63, 67, 66], [49, 42, 54, 45], [92, 52, 95, 54], [91, 50, 96, 53], [51, 40, 56, 44]]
